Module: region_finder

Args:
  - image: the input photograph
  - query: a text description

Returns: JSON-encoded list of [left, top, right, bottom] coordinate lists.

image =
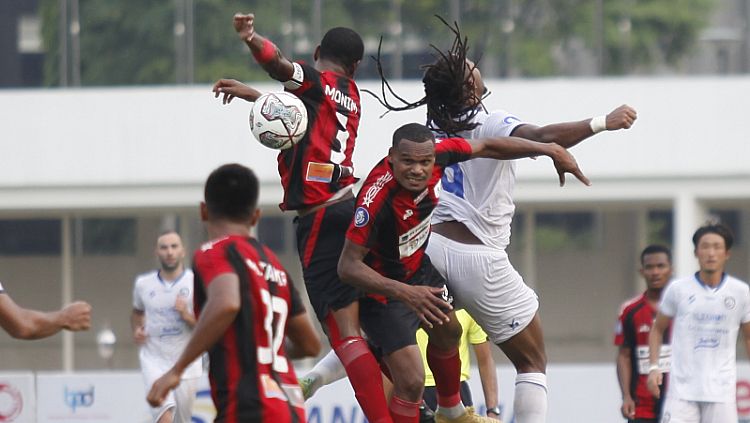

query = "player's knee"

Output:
[[426, 320, 462, 349], [394, 373, 425, 401]]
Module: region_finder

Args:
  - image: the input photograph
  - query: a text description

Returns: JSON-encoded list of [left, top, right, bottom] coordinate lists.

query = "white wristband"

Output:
[[589, 115, 607, 133], [648, 364, 661, 373]]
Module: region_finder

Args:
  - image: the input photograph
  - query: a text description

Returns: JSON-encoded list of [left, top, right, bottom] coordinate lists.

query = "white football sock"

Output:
[[514, 372, 548, 423], [304, 349, 347, 393]]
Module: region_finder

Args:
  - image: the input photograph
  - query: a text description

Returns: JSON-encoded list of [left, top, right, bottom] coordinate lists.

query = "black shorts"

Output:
[[295, 198, 361, 322], [359, 257, 451, 355]]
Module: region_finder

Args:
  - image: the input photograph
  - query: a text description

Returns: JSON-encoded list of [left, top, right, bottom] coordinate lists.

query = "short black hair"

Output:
[[392, 123, 435, 148], [692, 222, 734, 250], [320, 27, 363, 74], [640, 244, 672, 265], [204, 163, 259, 222]]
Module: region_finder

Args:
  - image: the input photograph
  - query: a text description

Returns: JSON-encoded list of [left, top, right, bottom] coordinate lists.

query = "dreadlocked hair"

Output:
[[364, 15, 483, 137]]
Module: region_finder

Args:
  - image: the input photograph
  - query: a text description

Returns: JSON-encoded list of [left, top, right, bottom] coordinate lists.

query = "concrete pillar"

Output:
[[62, 215, 74, 371], [673, 192, 706, 277]]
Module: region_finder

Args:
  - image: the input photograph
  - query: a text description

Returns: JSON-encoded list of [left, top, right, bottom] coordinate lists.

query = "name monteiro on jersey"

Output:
[[324, 85, 358, 114]]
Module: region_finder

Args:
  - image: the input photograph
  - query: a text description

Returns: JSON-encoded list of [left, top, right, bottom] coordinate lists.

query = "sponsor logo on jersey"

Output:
[[398, 212, 432, 258], [638, 324, 651, 333], [362, 172, 393, 207], [354, 207, 369, 227], [324, 85, 358, 113], [402, 209, 413, 220], [503, 115, 521, 124]]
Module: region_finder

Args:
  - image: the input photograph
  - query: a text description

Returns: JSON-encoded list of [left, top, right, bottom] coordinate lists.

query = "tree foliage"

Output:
[[40, 0, 718, 86]]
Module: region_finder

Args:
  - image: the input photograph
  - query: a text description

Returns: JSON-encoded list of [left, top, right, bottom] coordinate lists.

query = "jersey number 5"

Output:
[[330, 111, 350, 165], [257, 289, 289, 373]]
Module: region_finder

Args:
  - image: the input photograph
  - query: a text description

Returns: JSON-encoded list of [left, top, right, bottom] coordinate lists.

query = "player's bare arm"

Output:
[[469, 136, 590, 187], [131, 309, 147, 344], [234, 13, 294, 82], [337, 239, 451, 328], [285, 312, 322, 359], [474, 340, 500, 419], [0, 294, 91, 340], [147, 273, 240, 407], [616, 346, 636, 419], [212, 79, 263, 105], [512, 104, 638, 148], [174, 296, 196, 328], [741, 321, 750, 360], [646, 312, 671, 398]]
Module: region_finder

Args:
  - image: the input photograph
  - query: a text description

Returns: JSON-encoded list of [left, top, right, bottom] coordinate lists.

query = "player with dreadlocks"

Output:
[[368, 17, 638, 423]]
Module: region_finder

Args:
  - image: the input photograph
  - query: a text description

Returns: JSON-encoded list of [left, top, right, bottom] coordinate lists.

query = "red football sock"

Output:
[[426, 344, 462, 408], [389, 395, 420, 423]]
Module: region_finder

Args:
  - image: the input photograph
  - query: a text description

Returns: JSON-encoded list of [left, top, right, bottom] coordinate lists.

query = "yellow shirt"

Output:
[[416, 309, 488, 386]]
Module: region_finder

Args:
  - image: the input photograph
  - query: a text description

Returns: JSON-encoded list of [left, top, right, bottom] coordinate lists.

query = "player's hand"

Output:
[[60, 301, 92, 331], [620, 397, 636, 419], [605, 104, 637, 130], [233, 13, 255, 42], [212, 79, 259, 104], [647, 369, 662, 398], [147, 369, 181, 407], [395, 284, 452, 329], [133, 325, 147, 344], [174, 296, 188, 314], [548, 144, 590, 187]]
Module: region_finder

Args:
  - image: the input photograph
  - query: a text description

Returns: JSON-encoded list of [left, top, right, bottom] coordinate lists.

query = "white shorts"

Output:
[[661, 396, 737, 423], [426, 232, 539, 344], [142, 362, 198, 423]]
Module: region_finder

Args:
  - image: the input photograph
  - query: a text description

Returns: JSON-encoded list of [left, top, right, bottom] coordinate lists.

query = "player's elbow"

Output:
[[337, 259, 355, 287], [6, 321, 40, 339], [296, 335, 322, 358]]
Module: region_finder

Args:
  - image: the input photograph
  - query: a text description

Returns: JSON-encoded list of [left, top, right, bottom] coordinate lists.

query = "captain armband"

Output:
[[283, 62, 304, 91]]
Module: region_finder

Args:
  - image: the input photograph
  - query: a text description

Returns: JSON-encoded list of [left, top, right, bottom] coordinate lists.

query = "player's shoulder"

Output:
[[618, 293, 645, 315], [724, 274, 749, 292], [134, 269, 159, 286]]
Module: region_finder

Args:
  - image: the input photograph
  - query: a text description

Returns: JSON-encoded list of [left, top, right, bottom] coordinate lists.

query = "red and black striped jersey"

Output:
[[278, 62, 360, 211], [614, 293, 671, 420], [193, 235, 305, 423], [346, 138, 472, 282]]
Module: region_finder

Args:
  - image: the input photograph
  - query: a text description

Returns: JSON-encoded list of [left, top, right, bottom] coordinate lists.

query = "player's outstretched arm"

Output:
[[233, 13, 295, 82], [337, 239, 451, 328], [212, 79, 263, 105], [646, 312, 670, 398], [512, 104, 638, 148], [147, 273, 240, 407], [0, 294, 91, 340], [617, 346, 636, 420], [469, 137, 590, 186]]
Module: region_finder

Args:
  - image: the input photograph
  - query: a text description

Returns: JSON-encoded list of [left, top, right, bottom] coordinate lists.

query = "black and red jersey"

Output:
[[278, 62, 360, 211], [346, 138, 472, 282], [193, 235, 305, 423], [614, 293, 671, 420]]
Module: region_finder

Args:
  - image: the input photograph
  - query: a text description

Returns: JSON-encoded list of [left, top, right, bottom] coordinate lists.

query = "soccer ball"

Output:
[[249, 92, 308, 150]]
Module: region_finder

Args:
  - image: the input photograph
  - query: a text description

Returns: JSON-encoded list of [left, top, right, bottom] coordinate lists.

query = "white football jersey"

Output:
[[659, 273, 750, 402], [132, 269, 202, 379], [432, 108, 526, 250]]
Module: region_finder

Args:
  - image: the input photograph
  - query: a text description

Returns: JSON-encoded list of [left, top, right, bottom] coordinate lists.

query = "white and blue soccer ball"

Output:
[[249, 91, 308, 150]]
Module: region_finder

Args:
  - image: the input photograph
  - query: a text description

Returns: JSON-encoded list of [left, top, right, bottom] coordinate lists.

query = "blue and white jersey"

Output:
[[432, 108, 526, 250], [132, 269, 202, 379], [660, 273, 750, 402]]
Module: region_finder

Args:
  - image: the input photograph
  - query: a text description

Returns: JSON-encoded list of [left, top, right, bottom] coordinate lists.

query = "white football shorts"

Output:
[[426, 232, 539, 344], [142, 359, 199, 423], [660, 396, 737, 423]]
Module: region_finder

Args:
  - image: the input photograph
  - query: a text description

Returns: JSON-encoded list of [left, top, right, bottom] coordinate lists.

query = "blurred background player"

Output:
[[131, 230, 201, 423], [212, 14, 394, 423], [0, 281, 90, 339], [648, 223, 750, 423], [368, 18, 636, 423], [614, 245, 672, 423], [147, 163, 320, 422], [418, 310, 500, 421], [338, 123, 587, 423]]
